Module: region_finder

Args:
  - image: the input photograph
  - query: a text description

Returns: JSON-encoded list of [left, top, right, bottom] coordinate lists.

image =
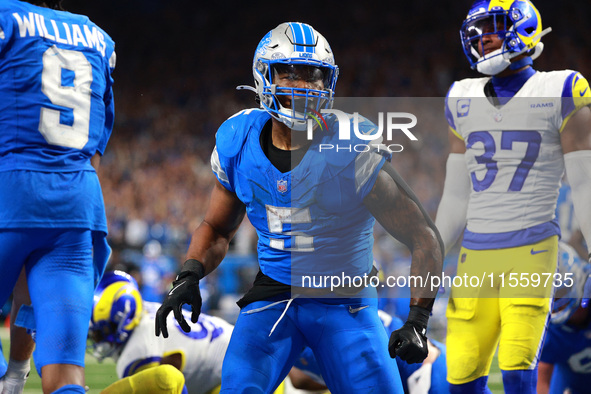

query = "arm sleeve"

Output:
[[435, 154, 471, 255], [564, 150, 591, 255]]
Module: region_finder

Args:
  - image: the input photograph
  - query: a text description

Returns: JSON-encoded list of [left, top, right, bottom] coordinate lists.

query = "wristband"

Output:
[[179, 259, 206, 280], [407, 305, 430, 334]]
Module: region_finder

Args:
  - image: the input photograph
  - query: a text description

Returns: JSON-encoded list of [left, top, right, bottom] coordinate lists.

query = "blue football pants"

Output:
[[0, 229, 94, 372], [221, 296, 403, 393]]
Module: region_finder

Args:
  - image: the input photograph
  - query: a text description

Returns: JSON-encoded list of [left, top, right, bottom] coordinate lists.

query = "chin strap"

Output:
[[236, 85, 257, 93], [509, 56, 533, 70]]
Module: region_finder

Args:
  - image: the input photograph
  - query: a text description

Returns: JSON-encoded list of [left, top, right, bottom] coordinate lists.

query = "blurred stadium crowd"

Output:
[[6, 0, 586, 325]]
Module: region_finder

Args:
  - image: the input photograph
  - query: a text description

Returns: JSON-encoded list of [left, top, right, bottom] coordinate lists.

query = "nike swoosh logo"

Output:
[[348, 305, 369, 314], [581, 87, 589, 96], [168, 281, 186, 295], [530, 248, 548, 255], [413, 327, 424, 348]]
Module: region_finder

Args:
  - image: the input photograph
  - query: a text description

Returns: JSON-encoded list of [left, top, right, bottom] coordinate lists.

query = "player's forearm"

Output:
[[364, 164, 444, 304], [409, 226, 443, 308], [185, 220, 236, 276]]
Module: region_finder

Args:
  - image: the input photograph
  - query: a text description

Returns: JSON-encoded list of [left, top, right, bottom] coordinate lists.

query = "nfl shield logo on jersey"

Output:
[[277, 180, 288, 193]]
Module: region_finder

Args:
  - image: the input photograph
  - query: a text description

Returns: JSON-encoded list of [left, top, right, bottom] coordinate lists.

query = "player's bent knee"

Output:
[[446, 336, 486, 384], [152, 365, 185, 393], [498, 348, 538, 371], [499, 302, 548, 370], [447, 352, 483, 383]]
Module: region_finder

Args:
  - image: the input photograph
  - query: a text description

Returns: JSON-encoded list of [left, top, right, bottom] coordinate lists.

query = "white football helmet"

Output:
[[250, 22, 339, 131]]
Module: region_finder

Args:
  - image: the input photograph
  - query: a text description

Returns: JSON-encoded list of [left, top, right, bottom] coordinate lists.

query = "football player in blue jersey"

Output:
[[0, 0, 116, 393], [538, 242, 591, 394], [289, 310, 449, 394], [155, 22, 443, 393], [435, 1, 591, 393]]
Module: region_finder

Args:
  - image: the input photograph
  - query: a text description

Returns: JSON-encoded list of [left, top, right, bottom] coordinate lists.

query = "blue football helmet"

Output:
[[89, 270, 143, 361], [460, 0, 551, 75], [551, 242, 590, 324], [250, 22, 339, 131]]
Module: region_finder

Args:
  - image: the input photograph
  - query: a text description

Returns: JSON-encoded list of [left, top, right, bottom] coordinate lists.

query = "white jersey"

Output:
[[445, 70, 588, 249], [117, 302, 233, 394]]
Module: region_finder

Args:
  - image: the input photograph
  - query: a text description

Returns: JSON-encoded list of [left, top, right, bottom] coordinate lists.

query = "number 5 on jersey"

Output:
[[266, 205, 314, 252]]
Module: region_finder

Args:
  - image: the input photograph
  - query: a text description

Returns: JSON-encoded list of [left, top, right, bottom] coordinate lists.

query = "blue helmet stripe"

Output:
[[289, 23, 305, 52], [301, 23, 315, 53]]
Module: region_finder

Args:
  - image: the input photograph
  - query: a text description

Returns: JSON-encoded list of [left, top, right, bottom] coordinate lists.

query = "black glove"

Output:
[[155, 259, 205, 338], [388, 305, 430, 364]]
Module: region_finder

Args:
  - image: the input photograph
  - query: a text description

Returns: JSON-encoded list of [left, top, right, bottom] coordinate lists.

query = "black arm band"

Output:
[[180, 259, 206, 280]]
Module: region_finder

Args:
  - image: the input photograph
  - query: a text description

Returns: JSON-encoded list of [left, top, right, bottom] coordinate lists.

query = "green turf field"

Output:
[[2, 327, 505, 393]]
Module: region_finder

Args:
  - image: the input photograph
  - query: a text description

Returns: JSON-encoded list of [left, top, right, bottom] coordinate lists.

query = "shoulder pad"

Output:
[[447, 77, 489, 97], [560, 70, 591, 99], [216, 109, 269, 159]]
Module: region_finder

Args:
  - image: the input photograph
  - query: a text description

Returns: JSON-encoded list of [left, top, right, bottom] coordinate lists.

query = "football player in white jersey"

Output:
[[88, 271, 234, 394], [435, 1, 591, 393]]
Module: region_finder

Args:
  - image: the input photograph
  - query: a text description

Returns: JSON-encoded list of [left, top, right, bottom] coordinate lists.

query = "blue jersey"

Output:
[[294, 311, 448, 394], [211, 109, 388, 286], [540, 321, 591, 393], [0, 0, 115, 232]]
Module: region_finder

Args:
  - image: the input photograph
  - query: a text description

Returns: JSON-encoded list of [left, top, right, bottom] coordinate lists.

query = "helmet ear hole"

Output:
[[256, 61, 267, 74]]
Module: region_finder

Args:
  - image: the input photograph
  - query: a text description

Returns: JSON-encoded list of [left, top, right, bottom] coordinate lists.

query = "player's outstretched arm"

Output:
[[155, 179, 246, 337], [363, 161, 443, 363]]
